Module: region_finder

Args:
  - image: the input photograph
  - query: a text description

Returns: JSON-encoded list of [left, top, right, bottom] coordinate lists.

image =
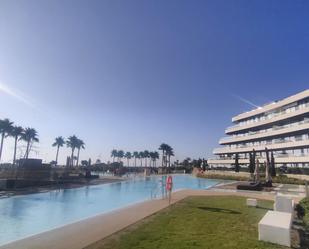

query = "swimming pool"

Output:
[[0, 174, 219, 246]]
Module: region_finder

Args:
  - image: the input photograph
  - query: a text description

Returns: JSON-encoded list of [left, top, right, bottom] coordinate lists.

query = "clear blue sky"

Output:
[[0, 0, 308, 164]]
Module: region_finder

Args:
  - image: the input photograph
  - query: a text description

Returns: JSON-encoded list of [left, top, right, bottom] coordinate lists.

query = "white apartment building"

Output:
[[208, 89, 309, 168]]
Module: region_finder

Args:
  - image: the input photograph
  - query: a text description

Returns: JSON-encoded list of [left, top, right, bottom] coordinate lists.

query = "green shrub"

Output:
[[299, 198, 309, 228], [296, 203, 305, 219]]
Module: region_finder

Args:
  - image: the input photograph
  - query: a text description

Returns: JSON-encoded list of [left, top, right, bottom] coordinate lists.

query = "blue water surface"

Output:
[[0, 174, 219, 245]]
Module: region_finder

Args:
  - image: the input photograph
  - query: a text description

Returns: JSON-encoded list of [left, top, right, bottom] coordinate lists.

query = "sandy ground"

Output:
[[0, 188, 301, 249]]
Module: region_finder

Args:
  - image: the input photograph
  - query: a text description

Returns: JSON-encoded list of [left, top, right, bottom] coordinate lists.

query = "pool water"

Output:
[[0, 174, 219, 246]]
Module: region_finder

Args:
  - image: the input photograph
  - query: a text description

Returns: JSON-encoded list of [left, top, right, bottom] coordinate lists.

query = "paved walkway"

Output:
[[214, 181, 307, 198], [0, 189, 303, 249]]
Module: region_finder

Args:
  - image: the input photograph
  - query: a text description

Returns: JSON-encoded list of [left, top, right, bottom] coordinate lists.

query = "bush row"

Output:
[[197, 173, 306, 185], [297, 198, 309, 229], [196, 173, 249, 182]]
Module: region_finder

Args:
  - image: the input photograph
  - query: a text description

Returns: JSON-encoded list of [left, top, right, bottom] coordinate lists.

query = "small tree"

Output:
[[265, 147, 270, 166], [234, 153, 240, 173], [270, 151, 276, 177], [50, 160, 57, 166], [66, 156, 70, 167], [81, 160, 88, 167], [249, 152, 254, 173], [248, 149, 256, 179]]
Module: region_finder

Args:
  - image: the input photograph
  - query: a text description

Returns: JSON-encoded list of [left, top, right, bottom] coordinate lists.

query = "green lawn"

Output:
[[86, 196, 289, 249]]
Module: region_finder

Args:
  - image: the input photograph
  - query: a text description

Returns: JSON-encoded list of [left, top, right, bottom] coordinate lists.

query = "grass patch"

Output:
[[86, 196, 288, 249]]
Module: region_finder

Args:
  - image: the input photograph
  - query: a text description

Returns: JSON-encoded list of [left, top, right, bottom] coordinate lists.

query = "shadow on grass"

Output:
[[197, 207, 241, 214], [256, 206, 272, 211]]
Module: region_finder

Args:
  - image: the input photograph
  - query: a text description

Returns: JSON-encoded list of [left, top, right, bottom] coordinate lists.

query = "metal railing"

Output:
[[215, 138, 309, 154], [221, 118, 309, 143], [211, 153, 309, 160], [226, 102, 309, 130], [150, 177, 167, 200]]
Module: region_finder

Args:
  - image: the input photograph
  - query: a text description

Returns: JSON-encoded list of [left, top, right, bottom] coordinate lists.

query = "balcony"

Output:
[[232, 89, 309, 122], [208, 155, 309, 165], [213, 139, 309, 155], [225, 104, 309, 134], [219, 121, 309, 145]]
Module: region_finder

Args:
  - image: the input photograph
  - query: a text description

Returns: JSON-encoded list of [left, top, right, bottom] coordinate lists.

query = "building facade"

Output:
[[208, 89, 309, 168]]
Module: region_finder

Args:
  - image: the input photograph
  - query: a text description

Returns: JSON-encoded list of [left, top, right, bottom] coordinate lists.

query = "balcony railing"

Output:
[[214, 138, 309, 154], [212, 153, 309, 160], [226, 102, 309, 132], [232, 138, 309, 149], [220, 118, 309, 143], [210, 153, 309, 161]]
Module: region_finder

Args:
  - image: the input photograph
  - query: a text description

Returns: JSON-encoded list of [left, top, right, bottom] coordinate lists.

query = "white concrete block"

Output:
[[259, 211, 292, 247], [246, 198, 257, 207], [274, 196, 294, 214]]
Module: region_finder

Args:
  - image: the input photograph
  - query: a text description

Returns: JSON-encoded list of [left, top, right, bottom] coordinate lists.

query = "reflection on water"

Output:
[[0, 175, 219, 246]]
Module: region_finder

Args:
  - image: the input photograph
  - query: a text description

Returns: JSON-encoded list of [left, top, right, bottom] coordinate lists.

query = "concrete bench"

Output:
[[259, 211, 292, 247], [246, 198, 257, 207], [274, 195, 294, 214]]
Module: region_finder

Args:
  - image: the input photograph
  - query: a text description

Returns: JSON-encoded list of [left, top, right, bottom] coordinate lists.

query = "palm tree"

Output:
[[75, 139, 85, 167], [21, 128, 39, 159], [158, 143, 170, 167], [133, 151, 139, 167], [117, 150, 124, 163], [0, 119, 14, 161], [158, 143, 166, 167], [153, 151, 159, 167], [166, 145, 174, 167], [10, 126, 24, 165], [66, 135, 79, 167], [111, 149, 118, 162], [125, 152, 132, 166], [52, 136, 65, 166], [149, 152, 155, 167], [149, 151, 159, 167], [143, 150, 150, 167], [139, 151, 145, 167]]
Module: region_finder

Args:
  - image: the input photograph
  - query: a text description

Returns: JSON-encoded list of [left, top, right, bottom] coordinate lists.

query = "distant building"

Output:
[[208, 89, 309, 168]]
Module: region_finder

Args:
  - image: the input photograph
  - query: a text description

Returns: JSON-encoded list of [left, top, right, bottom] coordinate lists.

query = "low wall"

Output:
[[0, 167, 51, 180], [0, 179, 55, 190], [203, 170, 250, 177]]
